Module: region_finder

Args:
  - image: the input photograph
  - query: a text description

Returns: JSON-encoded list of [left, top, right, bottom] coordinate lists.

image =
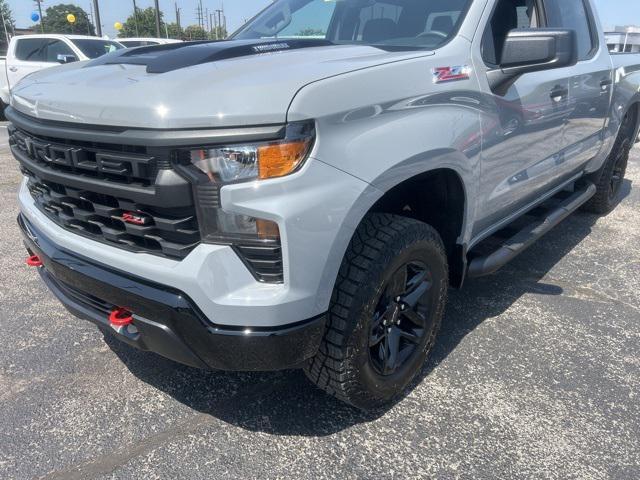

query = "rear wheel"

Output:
[[304, 213, 448, 410], [583, 110, 636, 214]]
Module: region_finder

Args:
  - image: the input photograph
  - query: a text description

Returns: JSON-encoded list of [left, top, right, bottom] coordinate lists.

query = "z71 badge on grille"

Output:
[[433, 66, 471, 84]]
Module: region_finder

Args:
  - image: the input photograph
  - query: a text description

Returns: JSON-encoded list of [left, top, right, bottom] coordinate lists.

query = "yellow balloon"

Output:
[[114, 22, 123, 31], [66, 13, 76, 23]]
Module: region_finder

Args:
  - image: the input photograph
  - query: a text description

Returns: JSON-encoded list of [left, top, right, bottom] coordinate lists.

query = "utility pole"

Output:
[[35, 0, 45, 33], [153, 0, 161, 38], [175, 3, 181, 33], [215, 9, 223, 38], [92, 0, 102, 36], [132, 0, 139, 37], [211, 13, 216, 39], [195, 3, 202, 29], [222, 1, 227, 36]]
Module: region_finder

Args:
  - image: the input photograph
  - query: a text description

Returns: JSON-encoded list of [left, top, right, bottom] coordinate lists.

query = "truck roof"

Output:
[[12, 34, 122, 42]]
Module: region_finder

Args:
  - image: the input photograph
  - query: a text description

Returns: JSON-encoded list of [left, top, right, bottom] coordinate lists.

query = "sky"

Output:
[[10, 0, 273, 37], [7, 0, 640, 38]]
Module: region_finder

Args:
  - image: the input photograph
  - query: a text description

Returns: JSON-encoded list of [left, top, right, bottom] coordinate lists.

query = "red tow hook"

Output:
[[109, 307, 134, 327], [26, 255, 43, 267]]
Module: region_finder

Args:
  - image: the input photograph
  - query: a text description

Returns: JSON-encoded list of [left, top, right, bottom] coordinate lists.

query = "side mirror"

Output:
[[56, 54, 78, 64], [488, 28, 578, 95]]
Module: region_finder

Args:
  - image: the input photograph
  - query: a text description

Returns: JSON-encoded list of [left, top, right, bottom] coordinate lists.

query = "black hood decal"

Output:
[[87, 39, 334, 74]]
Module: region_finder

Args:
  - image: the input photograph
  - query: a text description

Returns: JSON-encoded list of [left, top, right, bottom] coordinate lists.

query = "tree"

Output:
[[0, 0, 15, 41], [184, 25, 207, 41], [296, 28, 325, 37], [209, 25, 228, 40], [165, 22, 182, 40], [119, 7, 165, 38], [42, 4, 95, 36]]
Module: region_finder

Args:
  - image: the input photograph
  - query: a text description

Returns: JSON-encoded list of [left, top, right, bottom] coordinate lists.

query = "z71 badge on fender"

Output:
[[433, 66, 472, 83]]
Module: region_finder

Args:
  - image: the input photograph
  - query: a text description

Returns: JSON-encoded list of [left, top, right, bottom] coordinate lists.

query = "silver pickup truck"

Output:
[[8, 0, 640, 409]]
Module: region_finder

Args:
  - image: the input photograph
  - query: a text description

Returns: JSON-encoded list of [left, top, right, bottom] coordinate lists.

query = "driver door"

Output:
[[472, 0, 573, 236]]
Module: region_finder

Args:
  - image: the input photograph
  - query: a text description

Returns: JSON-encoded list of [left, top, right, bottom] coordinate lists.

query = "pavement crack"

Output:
[[34, 378, 286, 480]]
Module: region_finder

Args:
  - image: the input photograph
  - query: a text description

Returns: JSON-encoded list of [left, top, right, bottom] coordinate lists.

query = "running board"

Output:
[[467, 183, 596, 278]]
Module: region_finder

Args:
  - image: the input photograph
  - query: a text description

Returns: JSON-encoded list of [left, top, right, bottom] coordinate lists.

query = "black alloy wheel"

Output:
[[369, 261, 433, 376]]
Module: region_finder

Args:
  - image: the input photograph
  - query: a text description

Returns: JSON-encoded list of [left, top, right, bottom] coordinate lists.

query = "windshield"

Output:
[[71, 39, 124, 59], [233, 0, 471, 49]]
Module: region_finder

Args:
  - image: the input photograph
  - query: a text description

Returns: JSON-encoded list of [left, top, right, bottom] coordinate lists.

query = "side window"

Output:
[[14, 38, 47, 62], [482, 0, 541, 65], [544, 0, 596, 60], [43, 40, 75, 63]]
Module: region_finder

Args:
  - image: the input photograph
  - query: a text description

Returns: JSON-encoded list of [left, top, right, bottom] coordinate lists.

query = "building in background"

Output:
[[606, 25, 640, 53]]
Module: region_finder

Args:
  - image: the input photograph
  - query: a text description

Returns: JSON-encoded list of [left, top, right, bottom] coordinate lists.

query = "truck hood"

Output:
[[10, 39, 432, 129]]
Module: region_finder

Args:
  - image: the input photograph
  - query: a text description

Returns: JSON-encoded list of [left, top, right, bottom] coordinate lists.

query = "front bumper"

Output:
[[19, 214, 325, 371]]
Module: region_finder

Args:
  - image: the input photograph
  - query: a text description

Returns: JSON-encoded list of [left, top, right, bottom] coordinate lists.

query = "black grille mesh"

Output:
[[26, 172, 200, 258]]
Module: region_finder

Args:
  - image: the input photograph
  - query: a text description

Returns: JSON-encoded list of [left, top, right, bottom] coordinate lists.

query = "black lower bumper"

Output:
[[18, 214, 325, 371]]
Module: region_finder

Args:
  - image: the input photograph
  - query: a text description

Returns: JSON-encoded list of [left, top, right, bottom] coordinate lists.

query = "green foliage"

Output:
[[42, 4, 95, 36], [184, 25, 207, 40], [166, 22, 182, 40], [296, 28, 325, 37], [118, 7, 164, 38], [210, 26, 228, 40], [0, 0, 14, 38]]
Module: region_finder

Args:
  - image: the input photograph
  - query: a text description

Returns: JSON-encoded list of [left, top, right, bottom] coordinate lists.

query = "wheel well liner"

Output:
[[368, 169, 467, 287]]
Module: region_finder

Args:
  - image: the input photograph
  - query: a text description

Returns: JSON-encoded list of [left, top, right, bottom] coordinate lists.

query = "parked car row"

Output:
[[1, 35, 182, 112]]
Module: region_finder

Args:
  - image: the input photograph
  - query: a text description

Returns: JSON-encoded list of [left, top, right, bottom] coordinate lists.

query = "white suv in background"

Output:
[[1, 35, 124, 110], [118, 38, 182, 48]]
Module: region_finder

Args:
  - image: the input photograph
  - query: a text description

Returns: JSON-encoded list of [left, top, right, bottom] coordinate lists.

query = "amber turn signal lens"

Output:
[[256, 219, 280, 240], [258, 140, 311, 180]]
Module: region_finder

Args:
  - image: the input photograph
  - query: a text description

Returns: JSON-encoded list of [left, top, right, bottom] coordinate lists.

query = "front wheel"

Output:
[[304, 213, 449, 410]]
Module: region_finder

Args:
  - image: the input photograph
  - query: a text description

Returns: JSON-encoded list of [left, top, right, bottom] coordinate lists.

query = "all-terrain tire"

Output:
[[304, 213, 449, 410], [583, 109, 637, 214]]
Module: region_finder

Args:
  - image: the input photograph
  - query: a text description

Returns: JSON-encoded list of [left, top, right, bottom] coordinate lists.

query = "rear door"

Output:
[[544, 0, 612, 167], [6, 38, 50, 89]]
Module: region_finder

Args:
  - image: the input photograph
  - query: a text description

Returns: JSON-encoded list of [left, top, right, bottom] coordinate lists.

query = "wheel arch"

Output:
[[366, 164, 470, 288], [317, 154, 474, 308]]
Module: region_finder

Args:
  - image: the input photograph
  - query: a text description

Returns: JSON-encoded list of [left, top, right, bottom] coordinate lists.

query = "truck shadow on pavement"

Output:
[[104, 181, 631, 437]]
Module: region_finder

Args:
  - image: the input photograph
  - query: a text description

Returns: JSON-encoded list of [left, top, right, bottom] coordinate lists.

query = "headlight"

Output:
[[188, 122, 314, 184], [175, 122, 315, 281]]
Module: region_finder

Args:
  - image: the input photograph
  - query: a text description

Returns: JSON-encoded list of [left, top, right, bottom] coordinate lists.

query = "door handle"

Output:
[[550, 87, 568, 102], [600, 78, 613, 90], [8, 66, 18, 72]]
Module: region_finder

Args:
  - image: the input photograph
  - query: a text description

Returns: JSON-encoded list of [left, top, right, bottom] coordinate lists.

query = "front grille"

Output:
[[10, 128, 160, 186], [24, 171, 200, 258], [11, 124, 201, 260]]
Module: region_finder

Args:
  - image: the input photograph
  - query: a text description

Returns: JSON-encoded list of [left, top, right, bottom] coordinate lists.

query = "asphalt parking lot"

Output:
[[0, 121, 638, 480]]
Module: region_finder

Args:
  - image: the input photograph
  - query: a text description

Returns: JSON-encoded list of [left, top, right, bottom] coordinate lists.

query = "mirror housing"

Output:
[[488, 28, 578, 95], [56, 54, 78, 64]]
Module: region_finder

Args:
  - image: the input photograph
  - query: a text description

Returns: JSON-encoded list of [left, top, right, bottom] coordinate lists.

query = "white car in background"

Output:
[[0, 34, 124, 111], [117, 38, 182, 48]]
